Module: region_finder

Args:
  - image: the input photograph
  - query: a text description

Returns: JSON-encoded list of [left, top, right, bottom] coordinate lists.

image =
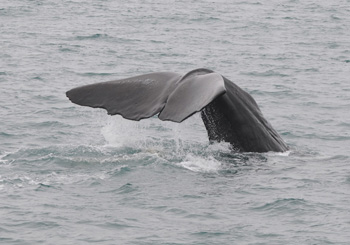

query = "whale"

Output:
[[66, 68, 288, 152]]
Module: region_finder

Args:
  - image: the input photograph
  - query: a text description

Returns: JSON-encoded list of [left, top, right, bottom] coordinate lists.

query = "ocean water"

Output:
[[1, 0, 350, 244]]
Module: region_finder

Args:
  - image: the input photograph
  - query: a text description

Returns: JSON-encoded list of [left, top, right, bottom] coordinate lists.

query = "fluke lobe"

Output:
[[66, 68, 288, 153]]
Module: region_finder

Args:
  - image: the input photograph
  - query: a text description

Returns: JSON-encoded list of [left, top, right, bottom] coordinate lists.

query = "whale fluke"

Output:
[[67, 69, 225, 122]]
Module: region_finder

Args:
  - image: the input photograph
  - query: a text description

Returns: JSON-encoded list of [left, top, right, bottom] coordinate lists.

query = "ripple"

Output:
[[75, 34, 109, 40], [241, 70, 289, 77], [253, 198, 311, 214]]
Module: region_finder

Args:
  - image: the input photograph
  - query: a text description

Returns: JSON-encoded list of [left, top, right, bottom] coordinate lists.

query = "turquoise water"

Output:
[[1, 1, 350, 244]]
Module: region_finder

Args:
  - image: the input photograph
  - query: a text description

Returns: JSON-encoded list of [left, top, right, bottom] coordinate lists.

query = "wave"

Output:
[[241, 70, 289, 77], [75, 34, 110, 40]]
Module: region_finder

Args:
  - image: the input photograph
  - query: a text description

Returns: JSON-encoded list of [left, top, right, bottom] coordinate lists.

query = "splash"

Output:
[[100, 113, 208, 150], [99, 114, 235, 173]]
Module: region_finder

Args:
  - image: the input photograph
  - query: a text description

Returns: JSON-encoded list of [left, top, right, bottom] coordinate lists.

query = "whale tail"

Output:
[[66, 68, 288, 153], [66, 69, 226, 122]]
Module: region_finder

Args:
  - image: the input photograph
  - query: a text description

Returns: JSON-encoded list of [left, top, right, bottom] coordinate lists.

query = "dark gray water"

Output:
[[1, 1, 350, 244]]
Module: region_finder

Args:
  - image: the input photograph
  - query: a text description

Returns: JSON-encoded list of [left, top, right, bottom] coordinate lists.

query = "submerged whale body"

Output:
[[66, 68, 288, 153]]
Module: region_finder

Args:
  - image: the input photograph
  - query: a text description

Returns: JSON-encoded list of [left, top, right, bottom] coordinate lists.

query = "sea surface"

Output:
[[1, 0, 350, 244]]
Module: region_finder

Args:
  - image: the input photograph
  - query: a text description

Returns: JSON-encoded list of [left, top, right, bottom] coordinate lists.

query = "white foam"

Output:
[[206, 141, 232, 153], [268, 150, 291, 157], [0, 151, 11, 165], [177, 154, 221, 173]]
